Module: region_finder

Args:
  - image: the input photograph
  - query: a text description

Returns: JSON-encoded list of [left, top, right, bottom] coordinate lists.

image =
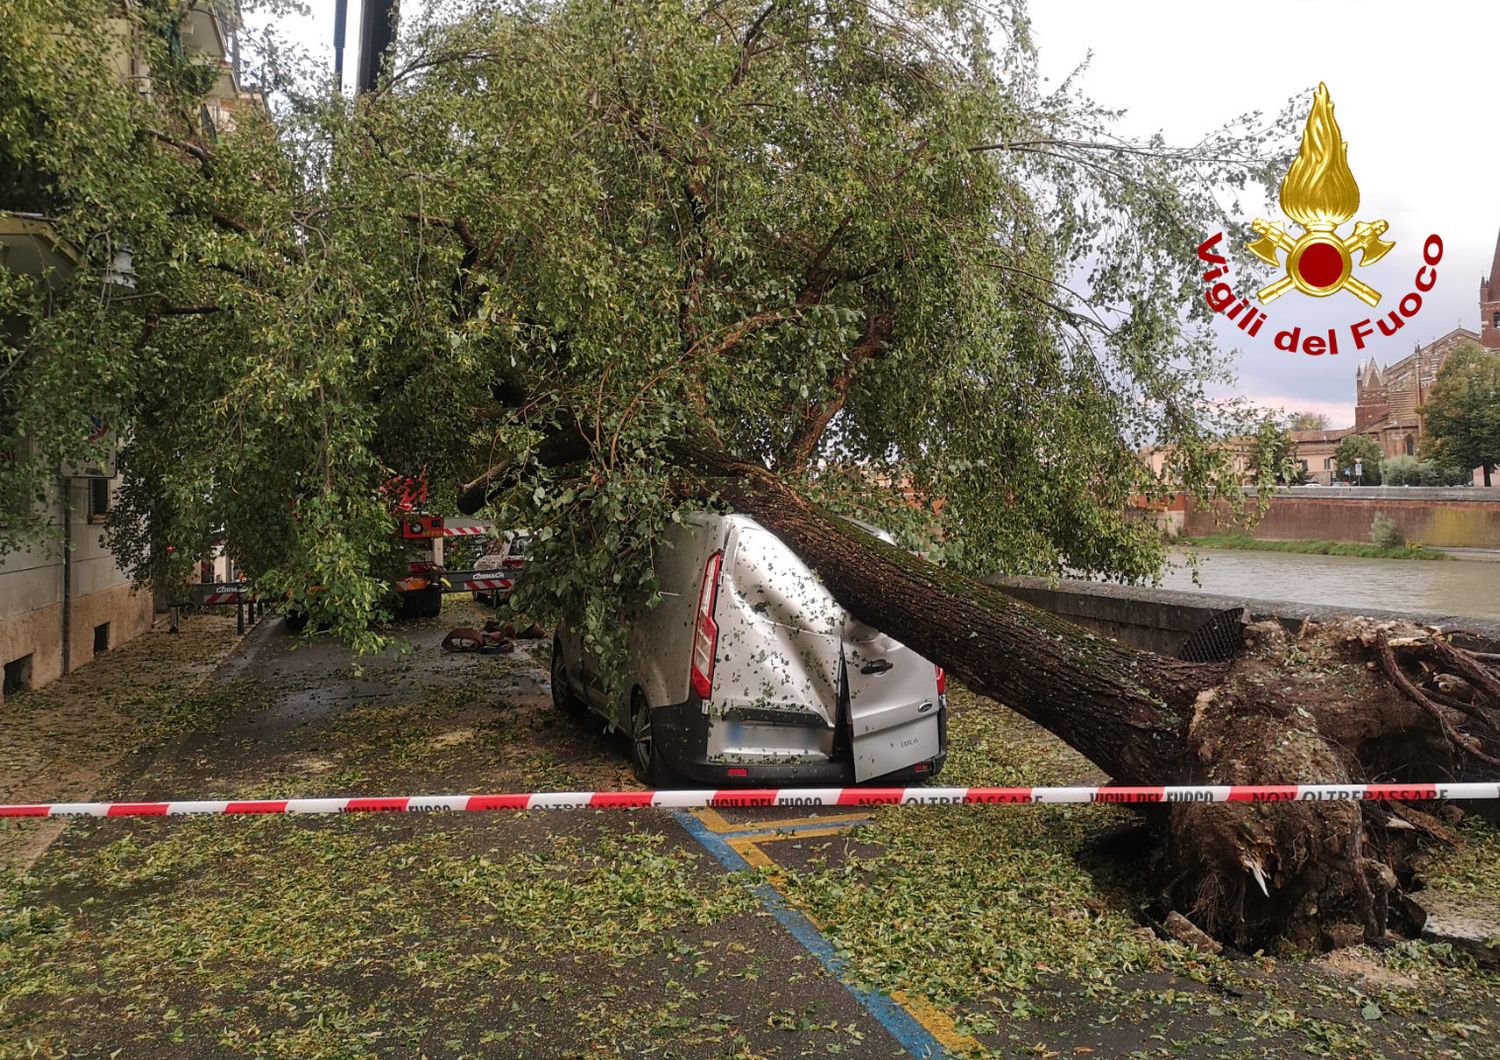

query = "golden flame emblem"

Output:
[[1248, 83, 1394, 306]]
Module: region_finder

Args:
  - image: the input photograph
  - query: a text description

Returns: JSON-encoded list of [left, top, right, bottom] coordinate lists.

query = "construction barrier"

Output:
[[2, 783, 1496, 818], [190, 582, 265, 634]]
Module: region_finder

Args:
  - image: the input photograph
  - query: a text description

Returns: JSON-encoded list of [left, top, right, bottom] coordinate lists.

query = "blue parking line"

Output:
[[673, 810, 948, 1059], [716, 817, 873, 839]]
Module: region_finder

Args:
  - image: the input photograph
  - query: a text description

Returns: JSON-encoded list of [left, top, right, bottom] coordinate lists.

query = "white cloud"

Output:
[[1028, 0, 1499, 409]]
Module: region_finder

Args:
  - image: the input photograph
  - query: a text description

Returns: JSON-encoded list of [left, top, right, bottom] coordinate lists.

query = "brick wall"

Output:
[[1183, 488, 1500, 549]]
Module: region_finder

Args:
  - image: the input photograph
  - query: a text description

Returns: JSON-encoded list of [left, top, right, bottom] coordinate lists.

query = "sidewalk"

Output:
[[0, 613, 246, 872]]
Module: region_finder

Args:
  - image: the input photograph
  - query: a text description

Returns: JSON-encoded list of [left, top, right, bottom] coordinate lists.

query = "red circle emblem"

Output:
[[1296, 240, 1344, 289]]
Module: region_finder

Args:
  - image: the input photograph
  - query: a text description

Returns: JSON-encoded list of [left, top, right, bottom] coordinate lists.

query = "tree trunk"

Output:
[[716, 464, 1215, 781], [698, 453, 1499, 947]]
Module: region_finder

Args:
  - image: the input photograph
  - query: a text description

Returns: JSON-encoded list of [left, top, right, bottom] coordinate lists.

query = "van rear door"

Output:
[[843, 621, 942, 781], [714, 523, 843, 730]]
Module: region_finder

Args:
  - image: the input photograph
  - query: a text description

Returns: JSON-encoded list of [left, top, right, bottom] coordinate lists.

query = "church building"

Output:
[[1350, 230, 1500, 459]]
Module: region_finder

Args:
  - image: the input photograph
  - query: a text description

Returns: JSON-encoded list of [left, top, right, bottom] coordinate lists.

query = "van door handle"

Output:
[[859, 659, 893, 675]]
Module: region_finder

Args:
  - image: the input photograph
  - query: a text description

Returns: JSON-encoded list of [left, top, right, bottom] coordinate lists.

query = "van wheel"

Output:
[[550, 635, 586, 717], [628, 691, 674, 787]]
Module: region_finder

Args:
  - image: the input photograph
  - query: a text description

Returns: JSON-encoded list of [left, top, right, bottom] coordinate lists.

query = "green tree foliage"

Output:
[[1423, 344, 1500, 487], [2, 0, 1296, 651], [1285, 410, 1329, 431], [1246, 414, 1306, 486], [1369, 512, 1403, 549], [1333, 434, 1382, 486], [1379, 455, 1471, 487]]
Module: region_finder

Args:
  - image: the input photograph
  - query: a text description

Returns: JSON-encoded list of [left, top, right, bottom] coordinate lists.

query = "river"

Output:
[[1157, 548, 1500, 621]]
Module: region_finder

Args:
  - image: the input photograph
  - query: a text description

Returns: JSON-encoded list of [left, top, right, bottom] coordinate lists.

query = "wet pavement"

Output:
[[1, 603, 919, 1058], [7, 602, 1500, 1057]]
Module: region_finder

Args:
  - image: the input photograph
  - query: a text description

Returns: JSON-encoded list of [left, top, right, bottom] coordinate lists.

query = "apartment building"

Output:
[[1, 2, 259, 702]]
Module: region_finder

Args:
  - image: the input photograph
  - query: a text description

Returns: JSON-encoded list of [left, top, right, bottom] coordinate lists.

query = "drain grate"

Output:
[[1177, 607, 1247, 663]]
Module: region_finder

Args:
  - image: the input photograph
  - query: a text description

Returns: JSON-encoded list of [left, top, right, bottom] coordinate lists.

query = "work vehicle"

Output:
[[551, 514, 947, 785], [284, 514, 496, 630], [471, 531, 530, 604]]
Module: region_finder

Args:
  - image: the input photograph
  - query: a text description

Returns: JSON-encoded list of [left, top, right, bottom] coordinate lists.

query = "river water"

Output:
[[1157, 549, 1500, 621]]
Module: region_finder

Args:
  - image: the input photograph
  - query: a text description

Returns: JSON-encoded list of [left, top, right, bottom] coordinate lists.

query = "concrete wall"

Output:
[[1184, 488, 1500, 549], [0, 477, 154, 704], [984, 574, 1500, 657]]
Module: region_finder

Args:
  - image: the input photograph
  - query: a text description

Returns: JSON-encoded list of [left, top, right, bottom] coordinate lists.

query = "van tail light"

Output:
[[689, 550, 724, 699], [934, 666, 947, 696]]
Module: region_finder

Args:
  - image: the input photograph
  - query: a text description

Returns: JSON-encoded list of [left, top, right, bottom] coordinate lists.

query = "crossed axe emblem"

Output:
[[1247, 218, 1395, 307]]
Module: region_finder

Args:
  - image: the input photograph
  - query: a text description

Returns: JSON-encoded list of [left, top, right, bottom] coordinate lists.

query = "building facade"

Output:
[[1287, 427, 1355, 486], [1, 3, 256, 703], [1353, 327, 1483, 459], [1481, 228, 1500, 351]]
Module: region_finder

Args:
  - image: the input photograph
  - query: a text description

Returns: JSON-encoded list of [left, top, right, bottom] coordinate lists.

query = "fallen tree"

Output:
[[9, 0, 1493, 947], [701, 455, 1499, 947]]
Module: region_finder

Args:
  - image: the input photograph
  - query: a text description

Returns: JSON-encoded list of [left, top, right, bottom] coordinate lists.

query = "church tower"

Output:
[[1482, 225, 1500, 349]]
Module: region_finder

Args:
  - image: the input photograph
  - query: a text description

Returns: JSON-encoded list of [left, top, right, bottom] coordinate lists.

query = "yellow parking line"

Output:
[[688, 807, 870, 834], [729, 831, 985, 1056], [751, 825, 859, 845], [689, 807, 739, 833], [725, 835, 779, 872], [747, 813, 868, 832], [891, 989, 984, 1056]]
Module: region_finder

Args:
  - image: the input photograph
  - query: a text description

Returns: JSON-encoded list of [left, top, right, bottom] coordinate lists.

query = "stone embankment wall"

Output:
[[1181, 488, 1500, 549], [984, 575, 1500, 657]]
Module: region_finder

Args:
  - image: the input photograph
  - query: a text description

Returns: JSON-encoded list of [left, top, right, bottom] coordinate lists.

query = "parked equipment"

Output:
[[552, 514, 948, 786], [471, 530, 530, 604]]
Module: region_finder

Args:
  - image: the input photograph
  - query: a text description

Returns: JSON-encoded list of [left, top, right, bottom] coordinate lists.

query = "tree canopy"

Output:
[[1285, 410, 1329, 431], [1333, 434, 1383, 486], [1246, 414, 1305, 486], [13, 0, 1500, 951], [3, 0, 1294, 652], [1423, 343, 1500, 487]]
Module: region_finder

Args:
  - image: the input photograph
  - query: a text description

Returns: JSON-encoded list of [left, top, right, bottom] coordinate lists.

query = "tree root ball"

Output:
[[1160, 619, 1492, 949]]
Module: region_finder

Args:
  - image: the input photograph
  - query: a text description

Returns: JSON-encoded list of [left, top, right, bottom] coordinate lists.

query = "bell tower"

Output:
[[1482, 226, 1500, 349]]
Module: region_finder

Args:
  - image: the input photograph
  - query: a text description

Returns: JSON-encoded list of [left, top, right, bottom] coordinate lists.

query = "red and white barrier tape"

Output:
[[201, 591, 247, 605], [2, 783, 1496, 819], [457, 578, 511, 592], [440, 526, 489, 537]]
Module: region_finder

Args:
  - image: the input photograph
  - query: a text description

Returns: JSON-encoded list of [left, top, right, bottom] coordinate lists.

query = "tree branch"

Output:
[[781, 306, 895, 473], [456, 414, 593, 515]]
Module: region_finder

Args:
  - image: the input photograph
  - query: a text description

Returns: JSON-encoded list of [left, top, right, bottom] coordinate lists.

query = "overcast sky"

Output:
[[252, 0, 1500, 427]]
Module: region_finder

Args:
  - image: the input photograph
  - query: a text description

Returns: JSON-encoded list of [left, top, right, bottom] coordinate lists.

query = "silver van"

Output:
[[551, 513, 948, 786]]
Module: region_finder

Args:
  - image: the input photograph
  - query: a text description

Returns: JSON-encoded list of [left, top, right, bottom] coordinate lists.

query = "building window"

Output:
[[93, 623, 110, 656], [88, 477, 111, 524], [1324, 457, 1332, 470], [1404, 435, 1415, 456]]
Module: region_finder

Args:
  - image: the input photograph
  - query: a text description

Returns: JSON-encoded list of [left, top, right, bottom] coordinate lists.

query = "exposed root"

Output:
[[1373, 630, 1500, 769], [1433, 637, 1500, 706], [1161, 617, 1498, 949]]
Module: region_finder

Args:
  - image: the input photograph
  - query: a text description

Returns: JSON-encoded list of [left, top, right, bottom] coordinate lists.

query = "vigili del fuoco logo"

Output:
[[1196, 83, 1443, 356]]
